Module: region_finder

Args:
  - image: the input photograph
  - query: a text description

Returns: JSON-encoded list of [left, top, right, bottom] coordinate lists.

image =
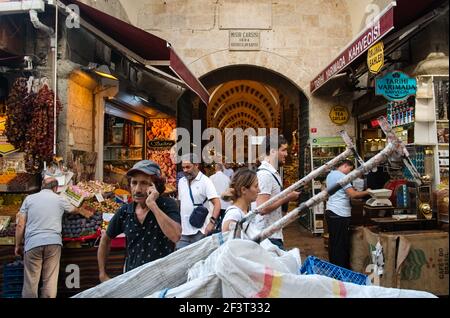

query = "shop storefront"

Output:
[[309, 0, 449, 295], [0, 0, 208, 298]]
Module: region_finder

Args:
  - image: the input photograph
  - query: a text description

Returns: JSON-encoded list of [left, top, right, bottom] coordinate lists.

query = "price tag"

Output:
[[95, 192, 105, 203]]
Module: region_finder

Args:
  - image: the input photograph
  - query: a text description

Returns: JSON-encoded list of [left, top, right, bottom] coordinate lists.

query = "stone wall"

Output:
[[57, 61, 97, 159], [116, 0, 357, 138]]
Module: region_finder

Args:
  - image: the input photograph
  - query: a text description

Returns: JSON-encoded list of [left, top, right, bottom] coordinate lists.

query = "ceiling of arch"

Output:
[[207, 80, 285, 131]]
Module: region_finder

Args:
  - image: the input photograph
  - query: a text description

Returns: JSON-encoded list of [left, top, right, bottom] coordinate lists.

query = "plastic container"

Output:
[[3, 261, 24, 298], [300, 256, 370, 286]]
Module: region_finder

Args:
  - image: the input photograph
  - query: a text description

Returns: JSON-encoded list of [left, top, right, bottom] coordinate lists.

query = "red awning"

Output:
[[60, 0, 210, 104], [310, 0, 447, 94]]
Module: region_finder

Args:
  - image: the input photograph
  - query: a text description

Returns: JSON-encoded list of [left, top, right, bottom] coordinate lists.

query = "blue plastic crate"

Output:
[[2, 291, 22, 298], [300, 256, 370, 286]]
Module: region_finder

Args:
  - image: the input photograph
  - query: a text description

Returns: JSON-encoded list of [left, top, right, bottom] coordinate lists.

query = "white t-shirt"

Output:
[[252, 160, 283, 240], [224, 168, 234, 178], [222, 206, 246, 231], [209, 171, 231, 210], [178, 172, 219, 235]]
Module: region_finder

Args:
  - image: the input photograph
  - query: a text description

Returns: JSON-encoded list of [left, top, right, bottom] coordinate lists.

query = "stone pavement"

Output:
[[283, 221, 329, 262]]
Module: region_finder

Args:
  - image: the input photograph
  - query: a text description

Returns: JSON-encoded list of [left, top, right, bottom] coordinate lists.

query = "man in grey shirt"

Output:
[[15, 178, 79, 298]]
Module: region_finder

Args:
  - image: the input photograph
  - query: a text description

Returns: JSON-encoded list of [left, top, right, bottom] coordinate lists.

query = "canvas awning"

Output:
[[60, 0, 210, 104], [310, 0, 448, 94]]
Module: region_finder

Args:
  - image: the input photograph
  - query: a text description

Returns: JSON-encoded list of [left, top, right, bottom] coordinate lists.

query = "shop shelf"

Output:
[[300, 256, 370, 286]]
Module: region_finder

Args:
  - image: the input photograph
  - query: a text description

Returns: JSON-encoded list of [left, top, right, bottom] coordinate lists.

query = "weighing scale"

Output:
[[366, 189, 393, 207]]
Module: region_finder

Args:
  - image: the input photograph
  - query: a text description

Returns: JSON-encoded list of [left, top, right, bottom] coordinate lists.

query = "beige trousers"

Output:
[[22, 245, 62, 298]]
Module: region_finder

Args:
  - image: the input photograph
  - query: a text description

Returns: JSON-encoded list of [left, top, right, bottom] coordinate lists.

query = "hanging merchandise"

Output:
[[5, 77, 62, 173], [5, 78, 33, 150]]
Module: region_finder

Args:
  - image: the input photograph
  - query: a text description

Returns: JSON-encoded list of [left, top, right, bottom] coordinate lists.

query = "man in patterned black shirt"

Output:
[[97, 160, 181, 282]]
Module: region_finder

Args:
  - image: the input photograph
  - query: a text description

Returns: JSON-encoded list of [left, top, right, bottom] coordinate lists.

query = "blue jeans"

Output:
[[175, 231, 205, 250]]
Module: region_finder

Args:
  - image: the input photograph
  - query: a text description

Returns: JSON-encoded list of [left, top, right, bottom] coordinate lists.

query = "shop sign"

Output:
[[375, 71, 417, 101], [148, 140, 175, 149], [311, 136, 345, 147], [310, 5, 394, 93], [229, 30, 260, 51], [329, 105, 349, 125], [367, 41, 384, 74]]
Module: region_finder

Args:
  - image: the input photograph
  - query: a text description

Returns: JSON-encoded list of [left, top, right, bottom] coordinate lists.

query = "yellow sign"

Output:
[[329, 105, 349, 125], [367, 41, 384, 74]]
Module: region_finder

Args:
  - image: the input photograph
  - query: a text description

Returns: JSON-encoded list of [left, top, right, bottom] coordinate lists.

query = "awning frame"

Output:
[[57, 0, 210, 104], [310, 0, 448, 94]]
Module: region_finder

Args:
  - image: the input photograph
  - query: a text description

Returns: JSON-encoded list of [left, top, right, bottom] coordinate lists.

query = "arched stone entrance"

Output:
[[178, 64, 310, 184]]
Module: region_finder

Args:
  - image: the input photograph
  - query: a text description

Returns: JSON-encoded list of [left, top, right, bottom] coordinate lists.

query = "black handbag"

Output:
[[188, 183, 209, 228]]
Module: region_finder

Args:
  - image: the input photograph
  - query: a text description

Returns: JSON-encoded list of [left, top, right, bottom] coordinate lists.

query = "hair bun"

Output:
[[221, 188, 236, 202]]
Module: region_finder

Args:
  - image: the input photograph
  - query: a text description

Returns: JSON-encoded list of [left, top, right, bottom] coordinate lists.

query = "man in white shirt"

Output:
[[176, 154, 221, 249], [223, 163, 234, 179], [254, 135, 300, 250], [209, 163, 231, 230]]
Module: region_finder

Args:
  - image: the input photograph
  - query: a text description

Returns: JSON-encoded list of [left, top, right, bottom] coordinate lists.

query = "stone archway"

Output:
[[177, 62, 311, 183], [187, 50, 312, 99]]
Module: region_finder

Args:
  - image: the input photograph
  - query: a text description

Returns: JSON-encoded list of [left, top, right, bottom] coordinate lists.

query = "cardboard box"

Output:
[[350, 226, 371, 274], [362, 227, 449, 296]]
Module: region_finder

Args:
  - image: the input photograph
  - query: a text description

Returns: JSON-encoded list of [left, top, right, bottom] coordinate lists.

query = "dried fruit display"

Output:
[[0, 222, 16, 238], [76, 180, 116, 195], [85, 198, 122, 214], [24, 85, 62, 173], [146, 118, 176, 140], [62, 212, 103, 238], [147, 149, 176, 186], [5, 78, 62, 174], [7, 173, 38, 192], [5, 78, 33, 150]]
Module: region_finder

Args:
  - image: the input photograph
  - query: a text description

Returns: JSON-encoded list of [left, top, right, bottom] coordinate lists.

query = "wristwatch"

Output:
[[210, 216, 217, 224]]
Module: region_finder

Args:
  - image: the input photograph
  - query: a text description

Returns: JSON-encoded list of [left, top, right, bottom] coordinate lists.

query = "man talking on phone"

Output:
[[97, 160, 181, 283]]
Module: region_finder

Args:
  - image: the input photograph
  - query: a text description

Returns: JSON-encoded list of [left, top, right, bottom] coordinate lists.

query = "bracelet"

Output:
[[210, 216, 217, 224]]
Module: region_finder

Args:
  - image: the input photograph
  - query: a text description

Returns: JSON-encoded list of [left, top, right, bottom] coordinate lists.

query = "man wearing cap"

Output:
[[97, 160, 181, 282], [176, 154, 221, 249]]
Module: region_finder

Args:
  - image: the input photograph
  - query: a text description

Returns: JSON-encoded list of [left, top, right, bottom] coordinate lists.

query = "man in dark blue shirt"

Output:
[[97, 160, 181, 282]]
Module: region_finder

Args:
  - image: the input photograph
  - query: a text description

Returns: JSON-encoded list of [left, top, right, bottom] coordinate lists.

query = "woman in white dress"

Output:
[[221, 169, 259, 232]]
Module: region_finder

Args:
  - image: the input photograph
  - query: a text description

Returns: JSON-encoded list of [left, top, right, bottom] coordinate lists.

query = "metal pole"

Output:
[[240, 132, 359, 225], [53, 1, 59, 156], [251, 142, 397, 243]]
